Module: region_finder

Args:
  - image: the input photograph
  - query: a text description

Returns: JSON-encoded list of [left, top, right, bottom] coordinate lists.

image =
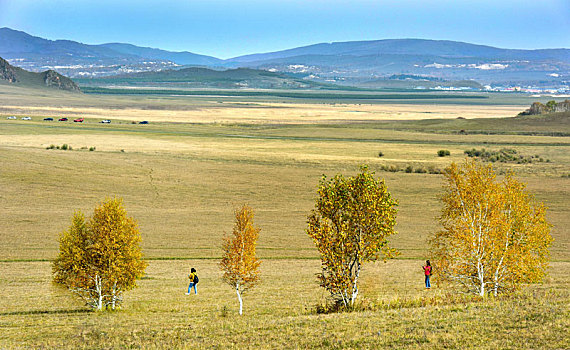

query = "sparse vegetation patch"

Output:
[[464, 148, 548, 164], [437, 149, 451, 157]]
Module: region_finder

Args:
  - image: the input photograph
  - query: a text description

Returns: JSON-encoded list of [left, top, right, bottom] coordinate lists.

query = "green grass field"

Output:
[[0, 88, 568, 348]]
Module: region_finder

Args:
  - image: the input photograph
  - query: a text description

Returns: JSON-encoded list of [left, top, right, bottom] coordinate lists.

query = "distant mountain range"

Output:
[[0, 27, 220, 78], [75, 67, 330, 90], [0, 56, 80, 92], [1, 27, 568, 88]]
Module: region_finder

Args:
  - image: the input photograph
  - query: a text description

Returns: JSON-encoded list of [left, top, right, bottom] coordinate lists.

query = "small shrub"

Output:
[[61, 144, 68, 150], [414, 167, 427, 174], [438, 150, 450, 157], [89, 147, 96, 152], [46, 144, 56, 150], [220, 305, 229, 318], [378, 151, 384, 157], [313, 299, 351, 314], [427, 165, 440, 174], [405, 165, 413, 173]]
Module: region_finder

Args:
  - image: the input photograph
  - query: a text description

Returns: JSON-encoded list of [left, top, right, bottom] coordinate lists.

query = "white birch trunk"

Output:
[[477, 260, 485, 297], [111, 281, 118, 310], [350, 264, 361, 307], [94, 274, 103, 311], [236, 283, 243, 315]]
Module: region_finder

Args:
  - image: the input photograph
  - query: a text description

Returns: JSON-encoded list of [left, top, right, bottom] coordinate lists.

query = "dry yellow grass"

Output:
[[0, 87, 569, 348], [0, 259, 568, 349]]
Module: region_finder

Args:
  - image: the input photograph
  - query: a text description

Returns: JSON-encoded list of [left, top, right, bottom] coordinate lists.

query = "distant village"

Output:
[[481, 85, 570, 95]]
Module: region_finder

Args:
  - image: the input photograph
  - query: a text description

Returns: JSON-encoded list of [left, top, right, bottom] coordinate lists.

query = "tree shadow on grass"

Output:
[[0, 309, 91, 316]]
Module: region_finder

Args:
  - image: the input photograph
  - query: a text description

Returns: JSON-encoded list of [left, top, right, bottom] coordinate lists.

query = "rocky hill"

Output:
[[0, 56, 80, 92], [0, 56, 19, 82], [520, 100, 570, 115]]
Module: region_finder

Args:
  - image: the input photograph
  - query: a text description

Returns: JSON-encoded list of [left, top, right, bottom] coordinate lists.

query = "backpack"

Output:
[[193, 274, 199, 283]]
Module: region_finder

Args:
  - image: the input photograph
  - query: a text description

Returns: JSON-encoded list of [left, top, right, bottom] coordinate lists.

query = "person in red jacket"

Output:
[[422, 260, 432, 289]]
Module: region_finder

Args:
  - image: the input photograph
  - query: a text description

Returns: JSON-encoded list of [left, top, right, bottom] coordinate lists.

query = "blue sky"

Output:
[[1, 0, 569, 58]]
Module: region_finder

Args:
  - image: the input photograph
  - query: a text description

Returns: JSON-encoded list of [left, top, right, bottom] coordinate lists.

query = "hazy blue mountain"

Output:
[[0, 27, 127, 58], [99, 43, 222, 65], [0, 27, 220, 77], [1, 27, 568, 87], [226, 39, 569, 87], [228, 39, 570, 63]]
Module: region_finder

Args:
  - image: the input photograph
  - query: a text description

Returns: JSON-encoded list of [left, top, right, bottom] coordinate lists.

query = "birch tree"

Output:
[[430, 160, 552, 296], [219, 205, 261, 315], [52, 198, 147, 310], [307, 166, 398, 309]]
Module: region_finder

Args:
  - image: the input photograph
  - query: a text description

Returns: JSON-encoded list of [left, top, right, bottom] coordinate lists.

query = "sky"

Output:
[[0, 0, 569, 59]]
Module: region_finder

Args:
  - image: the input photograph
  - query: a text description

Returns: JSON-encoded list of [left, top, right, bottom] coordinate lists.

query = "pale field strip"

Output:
[[0, 103, 523, 123], [2, 133, 569, 166]]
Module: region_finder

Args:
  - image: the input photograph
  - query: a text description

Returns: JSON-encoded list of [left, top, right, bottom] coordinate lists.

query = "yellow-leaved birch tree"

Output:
[[430, 160, 552, 296], [219, 205, 261, 315], [307, 166, 398, 309], [52, 197, 147, 310]]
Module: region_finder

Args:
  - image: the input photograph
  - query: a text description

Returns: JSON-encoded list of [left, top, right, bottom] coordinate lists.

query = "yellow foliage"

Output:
[[52, 197, 147, 310], [431, 160, 552, 296], [219, 205, 261, 314], [307, 166, 398, 308]]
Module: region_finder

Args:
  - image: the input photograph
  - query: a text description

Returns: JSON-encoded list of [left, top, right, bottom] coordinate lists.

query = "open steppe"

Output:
[[1, 87, 569, 348]]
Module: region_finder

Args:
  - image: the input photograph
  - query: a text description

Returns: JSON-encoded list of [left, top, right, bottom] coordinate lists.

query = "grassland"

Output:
[[0, 86, 568, 348]]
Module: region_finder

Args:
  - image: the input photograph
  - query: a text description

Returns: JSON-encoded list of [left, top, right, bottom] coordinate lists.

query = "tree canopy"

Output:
[[219, 204, 261, 315], [307, 166, 398, 308], [430, 160, 552, 296], [52, 197, 147, 310]]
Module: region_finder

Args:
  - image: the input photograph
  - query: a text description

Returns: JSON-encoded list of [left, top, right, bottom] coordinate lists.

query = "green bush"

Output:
[[378, 151, 384, 157], [464, 147, 539, 164], [438, 150, 451, 157]]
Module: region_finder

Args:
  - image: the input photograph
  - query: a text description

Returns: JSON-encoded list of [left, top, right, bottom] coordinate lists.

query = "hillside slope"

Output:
[[226, 39, 569, 87], [228, 39, 570, 63], [76, 67, 327, 90], [0, 56, 80, 92], [2, 28, 568, 87], [0, 27, 220, 77]]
